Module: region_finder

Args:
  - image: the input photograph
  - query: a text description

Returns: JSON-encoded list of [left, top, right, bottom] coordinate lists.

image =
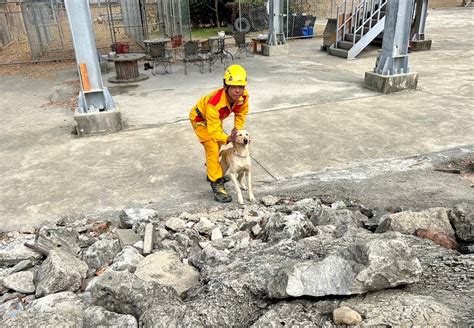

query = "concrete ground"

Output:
[[1, 8, 473, 231]]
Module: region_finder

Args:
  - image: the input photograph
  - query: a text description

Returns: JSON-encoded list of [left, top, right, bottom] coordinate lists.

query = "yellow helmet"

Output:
[[224, 64, 247, 86]]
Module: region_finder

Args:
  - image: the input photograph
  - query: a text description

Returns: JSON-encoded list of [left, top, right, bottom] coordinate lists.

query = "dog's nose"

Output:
[[243, 138, 248, 144]]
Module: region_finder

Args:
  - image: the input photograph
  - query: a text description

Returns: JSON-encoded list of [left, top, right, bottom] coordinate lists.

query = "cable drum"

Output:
[[234, 17, 251, 33]]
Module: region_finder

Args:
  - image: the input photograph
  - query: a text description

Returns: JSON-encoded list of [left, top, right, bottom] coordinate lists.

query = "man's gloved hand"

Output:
[[227, 128, 238, 144]]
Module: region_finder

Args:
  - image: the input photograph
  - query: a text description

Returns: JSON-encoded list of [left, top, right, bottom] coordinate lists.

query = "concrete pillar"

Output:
[[365, 0, 418, 94], [64, 0, 122, 136]]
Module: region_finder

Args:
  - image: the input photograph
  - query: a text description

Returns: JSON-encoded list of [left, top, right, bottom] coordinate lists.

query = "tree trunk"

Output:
[[214, 0, 220, 27]]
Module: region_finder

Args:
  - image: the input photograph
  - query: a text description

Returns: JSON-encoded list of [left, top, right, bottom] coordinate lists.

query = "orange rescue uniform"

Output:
[[189, 87, 249, 182]]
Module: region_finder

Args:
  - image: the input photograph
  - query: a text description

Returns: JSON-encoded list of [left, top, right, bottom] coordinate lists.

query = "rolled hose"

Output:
[[234, 17, 251, 33]]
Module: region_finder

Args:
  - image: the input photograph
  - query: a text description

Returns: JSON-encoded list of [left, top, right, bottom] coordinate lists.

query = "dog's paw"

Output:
[[238, 197, 244, 205], [239, 184, 248, 190], [249, 194, 256, 202]]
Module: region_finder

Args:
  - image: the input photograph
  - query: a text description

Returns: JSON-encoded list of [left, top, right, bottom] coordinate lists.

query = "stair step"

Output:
[[364, 19, 380, 27], [344, 33, 361, 42], [337, 40, 354, 50], [328, 47, 348, 58]]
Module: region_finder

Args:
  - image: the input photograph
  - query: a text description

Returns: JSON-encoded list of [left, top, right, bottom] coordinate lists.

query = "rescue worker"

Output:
[[189, 64, 249, 203]]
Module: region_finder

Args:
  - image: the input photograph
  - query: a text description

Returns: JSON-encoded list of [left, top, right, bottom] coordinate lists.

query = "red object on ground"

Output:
[[415, 229, 458, 250]]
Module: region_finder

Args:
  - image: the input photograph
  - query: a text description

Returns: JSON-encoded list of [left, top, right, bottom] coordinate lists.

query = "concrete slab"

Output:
[[262, 44, 290, 56], [0, 8, 473, 231], [364, 71, 418, 94], [74, 111, 123, 136]]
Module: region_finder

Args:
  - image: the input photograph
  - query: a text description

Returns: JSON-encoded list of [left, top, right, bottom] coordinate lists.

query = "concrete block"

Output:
[[364, 71, 418, 94], [74, 110, 122, 136], [116, 229, 141, 249], [262, 44, 290, 57], [143, 223, 153, 255], [410, 39, 432, 51]]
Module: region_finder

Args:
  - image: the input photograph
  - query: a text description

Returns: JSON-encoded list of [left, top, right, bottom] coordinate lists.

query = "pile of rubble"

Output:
[[0, 196, 473, 327]]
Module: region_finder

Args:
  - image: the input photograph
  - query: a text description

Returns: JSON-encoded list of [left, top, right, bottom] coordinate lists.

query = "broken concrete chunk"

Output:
[[0, 236, 42, 268], [165, 217, 186, 232], [120, 208, 158, 229], [35, 250, 88, 297], [89, 270, 180, 318], [82, 239, 121, 274], [263, 211, 316, 243], [108, 246, 144, 273], [194, 217, 215, 235], [261, 195, 280, 206], [449, 203, 474, 242], [83, 305, 138, 327], [332, 306, 362, 325], [267, 234, 422, 298], [35, 226, 80, 255], [116, 229, 141, 248], [4, 271, 35, 294], [331, 200, 347, 210], [376, 207, 454, 235], [340, 290, 456, 327], [27, 291, 85, 314], [135, 250, 200, 296], [143, 223, 154, 255], [210, 227, 223, 241], [251, 300, 329, 327]]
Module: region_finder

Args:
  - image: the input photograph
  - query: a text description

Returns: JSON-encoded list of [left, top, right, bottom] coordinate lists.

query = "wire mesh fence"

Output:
[[231, 0, 336, 40], [0, 0, 337, 65], [0, 0, 192, 64]]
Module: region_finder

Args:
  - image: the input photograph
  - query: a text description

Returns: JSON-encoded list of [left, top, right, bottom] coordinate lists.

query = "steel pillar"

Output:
[[267, 0, 286, 46], [410, 0, 432, 51], [263, 0, 288, 56], [375, 0, 414, 75], [64, 0, 121, 135], [364, 0, 418, 93]]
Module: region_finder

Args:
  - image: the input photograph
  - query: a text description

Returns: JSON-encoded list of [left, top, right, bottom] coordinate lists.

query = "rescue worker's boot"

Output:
[[206, 175, 230, 183], [210, 178, 232, 203]]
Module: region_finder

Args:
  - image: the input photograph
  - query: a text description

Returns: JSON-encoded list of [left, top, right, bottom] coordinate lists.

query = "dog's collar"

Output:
[[233, 150, 248, 158]]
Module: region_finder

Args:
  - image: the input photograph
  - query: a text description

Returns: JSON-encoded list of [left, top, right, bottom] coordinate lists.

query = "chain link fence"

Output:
[[0, 0, 192, 64], [0, 0, 337, 65], [230, 0, 336, 40]]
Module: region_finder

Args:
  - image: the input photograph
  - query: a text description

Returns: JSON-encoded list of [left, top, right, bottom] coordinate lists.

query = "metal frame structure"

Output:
[[373, 0, 414, 75], [411, 0, 428, 42], [267, 0, 286, 46], [64, 0, 116, 114]]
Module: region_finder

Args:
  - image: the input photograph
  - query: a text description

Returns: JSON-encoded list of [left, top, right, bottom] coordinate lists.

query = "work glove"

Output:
[[227, 128, 238, 144]]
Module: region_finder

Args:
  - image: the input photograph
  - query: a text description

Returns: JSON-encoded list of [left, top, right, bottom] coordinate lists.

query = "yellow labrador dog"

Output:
[[220, 130, 255, 204]]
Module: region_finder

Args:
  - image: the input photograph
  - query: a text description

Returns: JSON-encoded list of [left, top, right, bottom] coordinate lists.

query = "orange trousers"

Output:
[[192, 123, 226, 182]]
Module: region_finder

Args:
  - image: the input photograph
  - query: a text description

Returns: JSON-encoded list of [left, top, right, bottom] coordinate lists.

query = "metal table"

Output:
[[107, 53, 148, 83], [208, 36, 234, 63]]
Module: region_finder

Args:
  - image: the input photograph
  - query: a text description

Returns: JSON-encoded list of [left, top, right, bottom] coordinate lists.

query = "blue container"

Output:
[[301, 26, 314, 38], [301, 27, 309, 37]]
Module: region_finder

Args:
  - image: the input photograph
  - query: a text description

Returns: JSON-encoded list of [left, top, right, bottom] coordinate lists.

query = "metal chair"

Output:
[[200, 40, 216, 73], [147, 42, 172, 75], [183, 41, 205, 75], [233, 32, 253, 59]]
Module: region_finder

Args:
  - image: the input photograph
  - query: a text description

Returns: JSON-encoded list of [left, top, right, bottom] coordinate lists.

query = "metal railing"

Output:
[[350, 0, 386, 45], [335, 0, 386, 45]]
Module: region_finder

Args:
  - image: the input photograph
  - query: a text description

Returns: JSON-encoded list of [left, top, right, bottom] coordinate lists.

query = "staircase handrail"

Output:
[[351, 0, 387, 44], [335, 0, 364, 44]]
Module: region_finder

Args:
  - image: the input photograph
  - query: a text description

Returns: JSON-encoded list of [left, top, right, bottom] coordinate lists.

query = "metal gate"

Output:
[[21, 0, 68, 60]]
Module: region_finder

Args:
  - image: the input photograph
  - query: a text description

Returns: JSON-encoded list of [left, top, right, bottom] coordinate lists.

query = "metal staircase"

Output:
[[328, 0, 387, 59]]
